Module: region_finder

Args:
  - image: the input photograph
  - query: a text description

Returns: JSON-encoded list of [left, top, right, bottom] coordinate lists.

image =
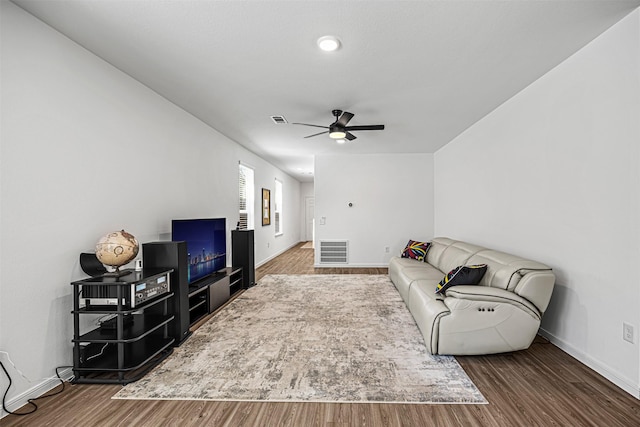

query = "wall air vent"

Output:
[[319, 240, 348, 264], [270, 115, 288, 124]]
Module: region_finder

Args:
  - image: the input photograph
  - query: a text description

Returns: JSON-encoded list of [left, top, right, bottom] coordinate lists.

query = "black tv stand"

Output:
[[187, 267, 242, 325]]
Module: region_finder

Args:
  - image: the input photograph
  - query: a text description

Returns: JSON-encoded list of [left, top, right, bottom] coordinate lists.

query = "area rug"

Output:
[[113, 274, 486, 404]]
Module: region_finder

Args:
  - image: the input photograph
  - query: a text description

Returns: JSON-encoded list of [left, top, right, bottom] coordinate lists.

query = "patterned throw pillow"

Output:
[[401, 240, 430, 261], [435, 264, 488, 294]]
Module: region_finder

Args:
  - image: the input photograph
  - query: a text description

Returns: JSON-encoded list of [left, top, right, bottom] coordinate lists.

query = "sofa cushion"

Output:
[[388, 256, 443, 305], [426, 237, 455, 266], [436, 242, 485, 274], [435, 264, 488, 294], [467, 251, 551, 291], [400, 240, 430, 261]]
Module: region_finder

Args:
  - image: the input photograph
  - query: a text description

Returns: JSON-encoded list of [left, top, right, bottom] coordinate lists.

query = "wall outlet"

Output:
[[623, 322, 635, 343]]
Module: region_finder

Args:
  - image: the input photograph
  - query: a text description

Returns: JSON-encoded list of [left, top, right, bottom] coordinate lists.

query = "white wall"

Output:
[[0, 1, 300, 413], [434, 10, 640, 397], [251, 157, 302, 266], [315, 153, 434, 267]]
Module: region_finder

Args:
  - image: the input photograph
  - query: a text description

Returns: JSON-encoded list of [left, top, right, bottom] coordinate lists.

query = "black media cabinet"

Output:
[[188, 267, 243, 325], [70, 268, 175, 384]]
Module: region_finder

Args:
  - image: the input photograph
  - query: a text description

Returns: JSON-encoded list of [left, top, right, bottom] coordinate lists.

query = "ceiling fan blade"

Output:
[[345, 132, 357, 141], [337, 111, 354, 127], [304, 130, 329, 138], [345, 124, 385, 131], [292, 122, 329, 129]]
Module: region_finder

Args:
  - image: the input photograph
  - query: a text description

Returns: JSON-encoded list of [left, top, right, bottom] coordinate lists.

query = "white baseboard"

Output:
[[1, 367, 74, 419], [313, 263, 389, 268], [538, 328, 640, 399]]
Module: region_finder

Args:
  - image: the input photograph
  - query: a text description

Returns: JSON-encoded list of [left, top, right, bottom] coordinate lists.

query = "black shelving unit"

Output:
[[71, 269, 175, 384]]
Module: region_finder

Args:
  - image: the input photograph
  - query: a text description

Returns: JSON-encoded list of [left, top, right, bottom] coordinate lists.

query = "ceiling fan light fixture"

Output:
[[335, 138, 346, 144], [329, 130, 346, 139], [317, 35, 341, 52]]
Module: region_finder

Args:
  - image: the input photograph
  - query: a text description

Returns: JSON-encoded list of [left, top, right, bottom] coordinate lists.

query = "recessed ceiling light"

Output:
[[317, 35, 341, 52]]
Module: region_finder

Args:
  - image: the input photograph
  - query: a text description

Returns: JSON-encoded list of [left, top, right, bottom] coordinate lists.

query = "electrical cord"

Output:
[[1, 361, 71, 416], [86, 343, 109, 361]]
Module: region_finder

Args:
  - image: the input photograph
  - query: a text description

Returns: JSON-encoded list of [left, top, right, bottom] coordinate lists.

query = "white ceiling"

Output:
[[12, 0, 640, 182]]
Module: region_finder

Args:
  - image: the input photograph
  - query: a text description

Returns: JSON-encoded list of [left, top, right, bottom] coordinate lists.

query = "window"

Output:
[[274, 179, 283, 236], [238, 164, 254, 230]]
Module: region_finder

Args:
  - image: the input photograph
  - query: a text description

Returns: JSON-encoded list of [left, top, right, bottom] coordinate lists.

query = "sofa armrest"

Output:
[[444, 285, 540, 320], [513, 270, 555, 314]]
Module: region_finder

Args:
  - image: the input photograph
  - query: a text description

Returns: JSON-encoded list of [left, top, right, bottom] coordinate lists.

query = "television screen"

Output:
[[171, 218, 226, 284]]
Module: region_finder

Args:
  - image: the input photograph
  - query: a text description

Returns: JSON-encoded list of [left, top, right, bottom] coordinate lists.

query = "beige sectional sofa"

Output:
[[389, 237, 555, 355]]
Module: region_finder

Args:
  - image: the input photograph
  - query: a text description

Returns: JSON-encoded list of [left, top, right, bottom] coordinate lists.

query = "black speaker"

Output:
[[142, 241, 191, 346], [232, 230, 255, 288]]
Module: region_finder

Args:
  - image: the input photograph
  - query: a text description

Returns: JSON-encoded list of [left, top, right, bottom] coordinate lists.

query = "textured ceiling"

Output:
[[12, 0, 640, 182]]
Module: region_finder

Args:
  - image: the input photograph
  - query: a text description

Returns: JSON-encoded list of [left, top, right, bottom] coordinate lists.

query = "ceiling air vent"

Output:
[[270, 115, 288, 124]]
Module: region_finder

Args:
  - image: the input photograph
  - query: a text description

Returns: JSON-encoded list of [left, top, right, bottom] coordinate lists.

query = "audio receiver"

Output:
[[81, 270, 171, 309]]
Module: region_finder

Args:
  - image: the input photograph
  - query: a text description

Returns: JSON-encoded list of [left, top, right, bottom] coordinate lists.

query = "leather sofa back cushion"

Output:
[[426, 237, 455, 266], [467, 251, 550, 291], [435, 241, 484, 274]]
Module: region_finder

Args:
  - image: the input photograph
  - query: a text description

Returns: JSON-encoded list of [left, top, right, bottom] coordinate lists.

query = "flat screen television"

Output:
[[171, 218, 226, 284]]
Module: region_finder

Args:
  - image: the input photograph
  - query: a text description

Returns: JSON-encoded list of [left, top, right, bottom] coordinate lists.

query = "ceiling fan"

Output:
[[293, 109, 385, 141]]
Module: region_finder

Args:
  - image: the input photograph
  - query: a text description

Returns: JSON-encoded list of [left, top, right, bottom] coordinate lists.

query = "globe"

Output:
[[95, 230, 139, 276]]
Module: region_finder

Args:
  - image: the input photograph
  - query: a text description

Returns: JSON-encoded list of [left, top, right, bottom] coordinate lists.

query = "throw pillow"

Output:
[[435, 264, 488, 294], [401, 240, 430, 261]]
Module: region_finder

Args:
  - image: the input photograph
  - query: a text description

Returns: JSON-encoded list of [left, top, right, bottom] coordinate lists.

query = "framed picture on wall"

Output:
[[262, 188, 271, 226]]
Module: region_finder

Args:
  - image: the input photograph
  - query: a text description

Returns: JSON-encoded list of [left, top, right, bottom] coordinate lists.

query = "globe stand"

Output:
[[103, 266, 133, 278]]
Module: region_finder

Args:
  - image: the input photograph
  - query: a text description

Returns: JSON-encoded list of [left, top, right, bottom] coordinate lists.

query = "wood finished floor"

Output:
[[3, 242, 639, 426]]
